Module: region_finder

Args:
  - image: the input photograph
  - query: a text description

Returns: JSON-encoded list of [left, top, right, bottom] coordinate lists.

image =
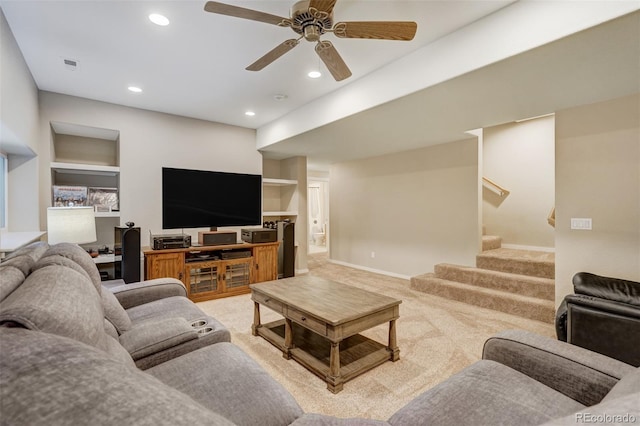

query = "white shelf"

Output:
[[93, 254, 122, 264], [51, 162, 120, 176], [263, 178, 297, 186], [95, 211, 120, 218], [0, 231, 46, 256], [263, 211, 298, 217]]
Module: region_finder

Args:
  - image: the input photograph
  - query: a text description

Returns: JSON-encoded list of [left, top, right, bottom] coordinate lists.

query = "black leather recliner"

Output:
[[555, 272, 640, 366]]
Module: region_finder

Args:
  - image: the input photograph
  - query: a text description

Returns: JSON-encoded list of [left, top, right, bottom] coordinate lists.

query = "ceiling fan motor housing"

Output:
[[290, 0, 333, 41]]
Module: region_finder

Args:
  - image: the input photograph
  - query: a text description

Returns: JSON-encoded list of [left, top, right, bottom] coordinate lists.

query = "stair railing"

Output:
[[482, 177, 510, 197], [547, 207, 556, 227]]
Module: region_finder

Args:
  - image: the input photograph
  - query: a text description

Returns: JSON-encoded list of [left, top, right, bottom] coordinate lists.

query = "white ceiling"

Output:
[[0, 0, 513, 127], [1, 1, 639, 170]]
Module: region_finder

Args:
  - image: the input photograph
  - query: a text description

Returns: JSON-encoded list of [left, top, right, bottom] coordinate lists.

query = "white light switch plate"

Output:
[[571, 218, 592, 230]]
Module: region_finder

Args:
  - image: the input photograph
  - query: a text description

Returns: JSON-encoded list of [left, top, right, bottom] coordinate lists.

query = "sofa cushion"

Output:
[[119, 317, 198, 361], [0, 254, 34, 276], [0, 264, 106, 350], [148, 342, 304, 426], [104, 318, 119, 339], [42, 243, 102, 292], [4, 241, 49, 262], [0, 265, 25, 303], [0, 327, 234, 426], [100, 286, 132, 334], [34, 254, 93, 281], [388, 360, 585, 426]]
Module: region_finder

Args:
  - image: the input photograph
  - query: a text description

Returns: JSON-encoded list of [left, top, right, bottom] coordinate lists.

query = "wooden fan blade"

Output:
[[204, 1, 287, 26], [315, 41, 352, 81], [334, 21, 417, 40], [309, 0, 337, 15], [246, 39, 300, 71]]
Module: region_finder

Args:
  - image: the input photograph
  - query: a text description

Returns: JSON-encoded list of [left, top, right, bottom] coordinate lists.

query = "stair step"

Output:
[[410, 273, 555, 323], [434, 263, 554, 301], [476, 248, 555, 279], [482, 235, 502, 251]]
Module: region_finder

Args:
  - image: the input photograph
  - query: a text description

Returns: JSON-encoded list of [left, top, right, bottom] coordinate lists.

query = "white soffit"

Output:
[[257, 1, 640, 148]]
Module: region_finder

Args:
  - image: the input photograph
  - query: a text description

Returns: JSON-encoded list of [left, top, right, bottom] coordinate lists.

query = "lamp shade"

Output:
[[47, 207, 97, 245]]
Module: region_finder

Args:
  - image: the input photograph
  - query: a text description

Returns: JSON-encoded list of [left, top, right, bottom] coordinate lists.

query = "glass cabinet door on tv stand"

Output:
[[184, 257, 252, 301], [186, 261, 220, 300], [223, 258, 251, 290]]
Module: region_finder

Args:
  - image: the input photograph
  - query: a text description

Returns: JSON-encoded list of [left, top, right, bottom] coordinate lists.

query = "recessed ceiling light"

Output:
[[308, 71, 322, 79], [128, 86, 143, 93], [245, 111, 256, 116], [149, 13, 170, 26]]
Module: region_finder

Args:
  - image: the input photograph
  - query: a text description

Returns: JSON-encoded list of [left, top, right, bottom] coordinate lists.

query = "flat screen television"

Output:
[[162, 167, 262, 229]]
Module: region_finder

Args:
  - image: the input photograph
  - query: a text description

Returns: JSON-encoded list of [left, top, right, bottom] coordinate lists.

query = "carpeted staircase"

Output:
[[411, 233, 555, 323]]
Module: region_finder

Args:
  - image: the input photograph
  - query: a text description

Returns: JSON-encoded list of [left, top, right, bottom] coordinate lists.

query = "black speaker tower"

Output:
[[115, 222, 141, 284], [277, 221, 295, 278]]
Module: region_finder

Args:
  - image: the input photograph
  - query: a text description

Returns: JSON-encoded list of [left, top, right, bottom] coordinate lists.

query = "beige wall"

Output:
[[38, 92, 260, 246], [555, 94, 640, 305], [0, 8, 39, 156], [483, 116, 555, 248], [0, 8, 41, 231], [330, 138, 479, 278]]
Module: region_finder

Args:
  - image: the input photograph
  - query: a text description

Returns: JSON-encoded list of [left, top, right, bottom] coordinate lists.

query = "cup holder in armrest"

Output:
[[191, 319, 208, 328], [197, 327, 214, 335]]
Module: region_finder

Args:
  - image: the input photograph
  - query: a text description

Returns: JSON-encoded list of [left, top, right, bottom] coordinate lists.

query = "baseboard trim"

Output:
[[295, 268, 309, 275], [501, 244, 555, 253], [328, 259, 411, 280]]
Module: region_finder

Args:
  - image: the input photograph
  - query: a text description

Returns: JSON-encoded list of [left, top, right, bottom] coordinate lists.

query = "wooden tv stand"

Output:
[[143, 242, 279, 302]]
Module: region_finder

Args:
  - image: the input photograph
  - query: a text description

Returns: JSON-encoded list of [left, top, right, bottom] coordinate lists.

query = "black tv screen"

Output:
[[162, 167, 262, 229]]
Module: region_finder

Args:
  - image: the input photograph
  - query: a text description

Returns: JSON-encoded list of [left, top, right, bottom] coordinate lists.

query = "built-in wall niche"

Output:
[[49, 121, 121, 251], [51, 121, 119, 166], [262, 178, 298, 218]]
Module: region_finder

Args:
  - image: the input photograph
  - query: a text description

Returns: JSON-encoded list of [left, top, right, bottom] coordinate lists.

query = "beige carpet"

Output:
[[196, 253, 554, 421]]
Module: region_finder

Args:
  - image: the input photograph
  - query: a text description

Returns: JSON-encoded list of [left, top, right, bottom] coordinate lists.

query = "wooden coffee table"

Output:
[[250, 276, 401, 393]]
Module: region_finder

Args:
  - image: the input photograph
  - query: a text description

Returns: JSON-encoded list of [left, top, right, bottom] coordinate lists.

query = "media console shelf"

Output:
[[143, 242, 278, 302]]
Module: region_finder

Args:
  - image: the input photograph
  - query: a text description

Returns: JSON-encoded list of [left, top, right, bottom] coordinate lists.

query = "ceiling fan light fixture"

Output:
[[308, 70, 322, 79], [149, 13, 170, 26], [203, 0, 417, 82]]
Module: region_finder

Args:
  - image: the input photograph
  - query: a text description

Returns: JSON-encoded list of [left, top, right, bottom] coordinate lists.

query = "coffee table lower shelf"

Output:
[[256, 319, 392, 391]]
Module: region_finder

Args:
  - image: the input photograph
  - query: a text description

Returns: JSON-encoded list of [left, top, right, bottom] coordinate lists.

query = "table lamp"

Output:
[[46, 207, 97, 245]]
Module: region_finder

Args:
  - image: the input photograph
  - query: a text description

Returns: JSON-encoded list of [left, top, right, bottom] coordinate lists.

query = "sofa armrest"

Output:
[[565, 295, 640, 366], [108, 278, 187, 309], [119, 317, 198, 361], [482, 330, 635, 406]]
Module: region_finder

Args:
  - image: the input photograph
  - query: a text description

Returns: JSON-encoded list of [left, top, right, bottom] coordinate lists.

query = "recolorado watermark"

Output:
[[576, 413, 637, 424]]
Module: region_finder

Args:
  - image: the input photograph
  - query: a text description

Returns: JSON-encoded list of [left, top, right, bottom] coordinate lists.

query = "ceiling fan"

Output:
[[203, 0, 417, 81]]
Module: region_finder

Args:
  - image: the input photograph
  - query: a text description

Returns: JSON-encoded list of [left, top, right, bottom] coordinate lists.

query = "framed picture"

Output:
[[52, 185, 88, 207], [88, 187, 119, 211]]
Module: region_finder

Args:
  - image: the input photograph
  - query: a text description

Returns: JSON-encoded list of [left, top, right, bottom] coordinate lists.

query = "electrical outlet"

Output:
[[370, 251, 375, 258], [571, 218, 592, 230]]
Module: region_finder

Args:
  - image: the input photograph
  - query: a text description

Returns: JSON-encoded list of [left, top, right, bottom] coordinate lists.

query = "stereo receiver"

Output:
[[150, 233, 191, 250], [241, 228, 277, 244]]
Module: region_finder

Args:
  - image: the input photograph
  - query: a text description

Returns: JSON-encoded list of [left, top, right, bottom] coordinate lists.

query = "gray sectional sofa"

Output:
[[1, 242, 638, 425]]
